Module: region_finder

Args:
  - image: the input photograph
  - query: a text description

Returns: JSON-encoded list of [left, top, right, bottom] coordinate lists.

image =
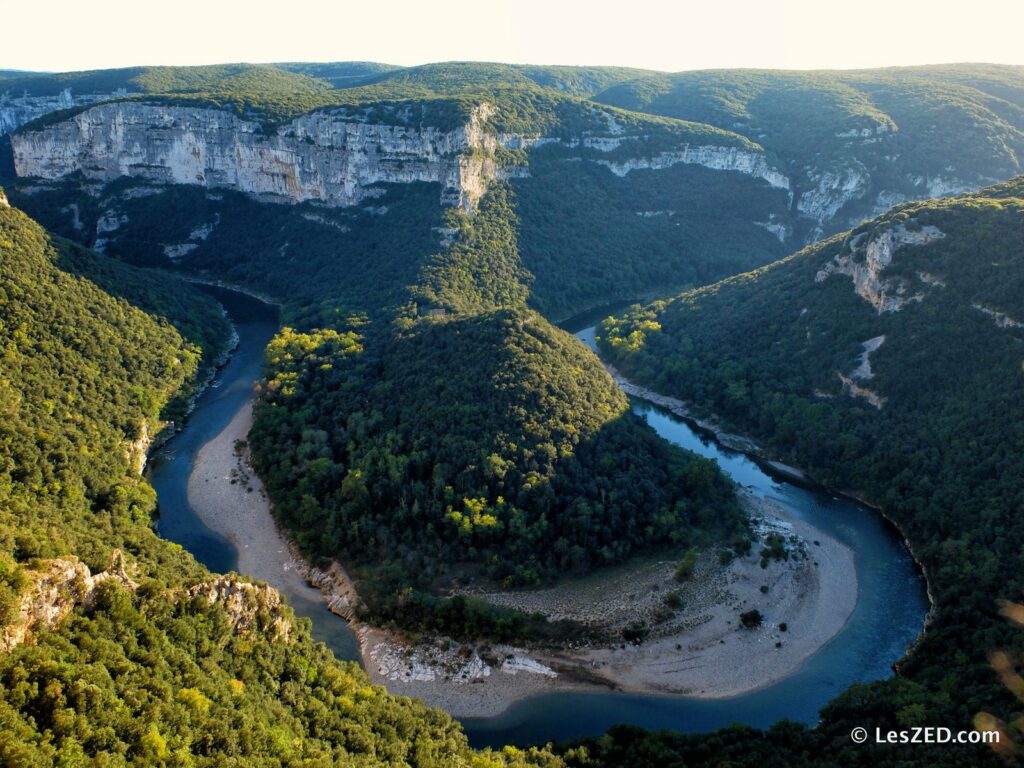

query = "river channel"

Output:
[[150, 290, 929, 748]]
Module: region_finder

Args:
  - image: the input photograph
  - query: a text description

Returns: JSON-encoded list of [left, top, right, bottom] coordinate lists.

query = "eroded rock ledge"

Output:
[[181, 577, 292, 641], [0, 551, 138, 651], [816, 223, 945, 312], [1, 550, 293, 651]]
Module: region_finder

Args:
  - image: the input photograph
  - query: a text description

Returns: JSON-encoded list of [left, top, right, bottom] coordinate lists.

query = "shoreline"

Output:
[[364, 489, 857, 717], [164, 289, 926, 725], [180, 275, 285, 307], [186, 402, 347, 618], [602, 354, 935, 635], [185, 397, 858, 719]]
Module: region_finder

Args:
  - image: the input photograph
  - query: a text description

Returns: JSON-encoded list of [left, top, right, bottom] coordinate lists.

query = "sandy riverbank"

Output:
[[187, 400, 857, 720], [187, 402, 339, 610], [368, 489, 856, 717]]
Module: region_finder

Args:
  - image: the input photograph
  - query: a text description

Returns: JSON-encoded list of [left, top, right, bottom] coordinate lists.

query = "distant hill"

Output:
[[3, 59, 1024, 766], [5, 61, 1024, 263], [592, 65, 1024, 237]]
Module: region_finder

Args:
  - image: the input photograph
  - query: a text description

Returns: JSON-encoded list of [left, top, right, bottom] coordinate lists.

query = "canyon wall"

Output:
[[0, 87, 123, 135], [12, 101, 518, 211]]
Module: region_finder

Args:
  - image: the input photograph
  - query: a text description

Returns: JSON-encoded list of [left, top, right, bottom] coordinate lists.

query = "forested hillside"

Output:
[[0, 203, 229, 575], [599, 177, 1024, 764], [0, 202, 573, 766], [591, 64, 1024, 237], [247, 184, 744, 638], [8, 62, 1024, 317]]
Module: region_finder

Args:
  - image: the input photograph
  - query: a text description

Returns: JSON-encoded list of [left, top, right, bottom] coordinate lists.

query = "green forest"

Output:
[[6, 173, 753, 637], [247, 185, 745, 639], [600, 177, 1024, 766], [0, 202, 574, 766]]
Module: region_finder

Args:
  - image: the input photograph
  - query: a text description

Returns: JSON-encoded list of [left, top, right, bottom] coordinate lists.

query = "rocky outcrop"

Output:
[[0, 87, 125, 136], [755, 216, 790, 242], [913, 175, 974, 199], [291, 546, 364, 622], [836, 335, 887, 408], [595, 144, 791, 192], [1, 551, 138, 652], [815, 223, 945, 312], [0, 187, 8, 208], [182, 577, 292, 641], [798, 164, 870, 239], [0, 551, 294, 652], [837, 371, 886, 409], [124, 419, 152, 475], [850, 335, 886, 381], [973, 303, 1023, 329], [162, 216, 219, 261], [12, 101, 521, 212]]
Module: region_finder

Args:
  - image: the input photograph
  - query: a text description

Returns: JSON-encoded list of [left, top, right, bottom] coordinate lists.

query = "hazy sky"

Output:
[[3, 0, 1021, 73]]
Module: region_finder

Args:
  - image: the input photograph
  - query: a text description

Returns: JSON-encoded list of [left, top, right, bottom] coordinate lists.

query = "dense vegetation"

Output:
[[10, 62, 1024, 315], [513, 146, 788, 317], [599, 178, 1024, 766], [4, 174, 748, 636], [0, 203, 228, 576], [246, 185, 744, 636], [591, 65, 1024, 236], [253, 307, 738, 584], [0, 202, 571, 766]]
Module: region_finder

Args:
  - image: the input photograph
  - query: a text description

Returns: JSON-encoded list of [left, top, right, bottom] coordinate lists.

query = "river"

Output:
[[148, 287, 361, 659], [149, 290, 929, 749]]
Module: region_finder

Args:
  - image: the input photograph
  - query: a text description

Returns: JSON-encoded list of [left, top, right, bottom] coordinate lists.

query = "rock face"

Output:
[[815, 224, 945, 312], [124, 419, 151, 475], [0, 87, 123, 135], [595, 144, 791, 192], [292, 548, 363, 623], [11, 99, 796, 220], [0, 551, 138, 652], [798, 164, 870, 239], [182, 577, 292, 641], [12, 101, 519, 212], [0, 550, 293, 652]]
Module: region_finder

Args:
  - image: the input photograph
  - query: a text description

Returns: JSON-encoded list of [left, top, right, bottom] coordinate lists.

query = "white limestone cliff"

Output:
[[0, 87, 124, 135], [0, 551, 138, 652], [595, 144, 791, 193], [797, 164, 870, 239], [12, 101, 520, 212], [815, 223, 945, 312]]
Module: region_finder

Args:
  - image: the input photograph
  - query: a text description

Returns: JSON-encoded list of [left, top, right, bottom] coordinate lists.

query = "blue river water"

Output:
[[148, 286, 361, 659], [149, 291, 929, 749]]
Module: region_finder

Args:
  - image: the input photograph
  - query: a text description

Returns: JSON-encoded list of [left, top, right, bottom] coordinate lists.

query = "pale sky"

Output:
[[2, 0, 1021, 74]]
